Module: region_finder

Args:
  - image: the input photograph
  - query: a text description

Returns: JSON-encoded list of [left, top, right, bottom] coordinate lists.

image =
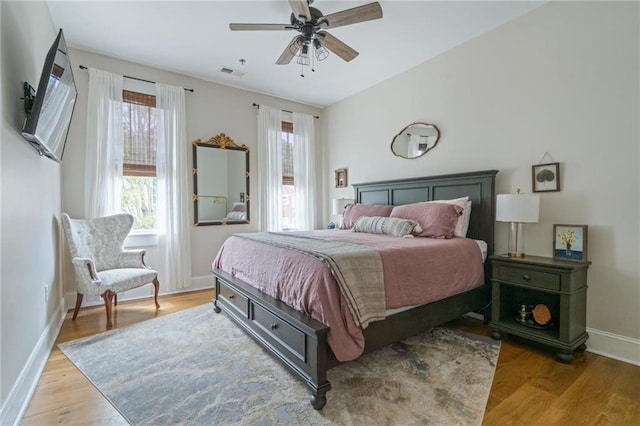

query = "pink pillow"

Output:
[[427, 197, 471, 238], [341, 204, 393, 229], [232, 204, 246, 212], [390, 202, 463, 238]]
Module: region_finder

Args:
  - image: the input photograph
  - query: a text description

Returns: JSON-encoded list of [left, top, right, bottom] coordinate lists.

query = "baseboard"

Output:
[[585, 327, 640, 366], [464, 312, 484, 321], [190, 274, 215, 290], [0, 298, 66, 426], [463, 313, 639, 366], [63, 275, 215, 310]]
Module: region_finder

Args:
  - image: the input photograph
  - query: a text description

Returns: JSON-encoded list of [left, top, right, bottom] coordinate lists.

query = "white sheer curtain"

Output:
[[292, 112, 316, 230], [257, 105, 283, 232], [84, 68, 124, 218], [156, 83, 191, 290]]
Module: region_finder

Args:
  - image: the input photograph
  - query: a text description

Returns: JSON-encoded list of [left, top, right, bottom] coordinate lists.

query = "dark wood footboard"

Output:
[[214, 267, 490, 408], [213, 268, 331, 409]]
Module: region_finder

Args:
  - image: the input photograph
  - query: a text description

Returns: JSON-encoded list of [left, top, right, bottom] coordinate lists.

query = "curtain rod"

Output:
[[252, 103, 319, 119], [78, 65, 194, 93]]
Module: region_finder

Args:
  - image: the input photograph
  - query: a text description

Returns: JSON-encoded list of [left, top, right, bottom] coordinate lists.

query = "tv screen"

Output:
[[21, 29, 77, 162]]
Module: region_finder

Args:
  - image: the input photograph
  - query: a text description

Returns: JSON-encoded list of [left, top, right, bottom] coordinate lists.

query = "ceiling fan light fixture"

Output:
[[313, 38, 329, 61], [288, 35, 304, 55], [297, 44, 311, 66]]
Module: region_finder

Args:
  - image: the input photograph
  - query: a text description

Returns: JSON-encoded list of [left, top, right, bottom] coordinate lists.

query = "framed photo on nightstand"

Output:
[[553, 224, 588, 262]]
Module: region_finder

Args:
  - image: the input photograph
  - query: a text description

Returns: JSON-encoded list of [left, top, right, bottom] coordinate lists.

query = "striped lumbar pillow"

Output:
[[352, 216, 423, 238]]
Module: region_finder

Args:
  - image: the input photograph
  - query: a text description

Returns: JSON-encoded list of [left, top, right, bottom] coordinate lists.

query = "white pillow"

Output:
[[429, 196, 471, 238], [224, 211, 246, 221]]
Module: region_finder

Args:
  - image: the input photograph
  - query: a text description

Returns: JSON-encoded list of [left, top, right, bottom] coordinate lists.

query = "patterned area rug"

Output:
[[59, 304, 499, 425]]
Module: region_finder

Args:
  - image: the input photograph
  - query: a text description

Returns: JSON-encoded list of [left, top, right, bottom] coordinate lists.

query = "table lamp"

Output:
[[496, 190, 540, 257], [332, 198, 354, 228]]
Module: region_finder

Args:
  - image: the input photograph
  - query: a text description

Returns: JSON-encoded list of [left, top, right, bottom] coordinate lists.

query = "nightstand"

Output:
[[489, 255, 590, 363]]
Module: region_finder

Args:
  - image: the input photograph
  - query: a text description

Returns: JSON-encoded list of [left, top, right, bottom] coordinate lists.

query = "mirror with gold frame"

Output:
[[193, 133, 250, 226], [390, 122, 440, 159]]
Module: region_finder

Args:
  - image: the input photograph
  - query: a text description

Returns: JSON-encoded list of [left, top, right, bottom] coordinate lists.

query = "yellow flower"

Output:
[[558, 229, 576, 246]]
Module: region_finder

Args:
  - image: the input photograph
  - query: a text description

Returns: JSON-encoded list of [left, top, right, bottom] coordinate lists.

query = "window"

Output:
[[121, 90, 157, 230], [281, 121, 295, 229]]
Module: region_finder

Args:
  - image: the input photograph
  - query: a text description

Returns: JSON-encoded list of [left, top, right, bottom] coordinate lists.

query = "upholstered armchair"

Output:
[[61, 213, 160, 329]]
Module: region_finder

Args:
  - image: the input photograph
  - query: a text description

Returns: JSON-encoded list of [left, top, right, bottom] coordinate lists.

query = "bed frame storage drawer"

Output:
[[217, 278, 249, 318], [251, 302, 307, 362], [213, 269, 332, 410]]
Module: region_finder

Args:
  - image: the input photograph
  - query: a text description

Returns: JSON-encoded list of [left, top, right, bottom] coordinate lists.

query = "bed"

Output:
[[211, 169, 498, 409]]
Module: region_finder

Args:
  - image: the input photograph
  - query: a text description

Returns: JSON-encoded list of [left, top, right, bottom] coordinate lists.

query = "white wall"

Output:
[[61, 49, 323, 299], [1, 2, 67, 423], [324, 1, 639, 364]]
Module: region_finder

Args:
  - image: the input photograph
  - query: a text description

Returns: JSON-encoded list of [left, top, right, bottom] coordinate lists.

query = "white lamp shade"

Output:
[[332, 198, 354, 215], [496, 194, 540, 223]]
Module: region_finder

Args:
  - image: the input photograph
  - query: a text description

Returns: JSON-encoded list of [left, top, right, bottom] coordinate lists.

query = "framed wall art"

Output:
[[553, 224, 588, 262], [335, 168, 348, 188], [532, 162, 560, 192]]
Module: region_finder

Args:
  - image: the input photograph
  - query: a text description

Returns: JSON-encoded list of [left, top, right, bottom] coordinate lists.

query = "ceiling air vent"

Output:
[[220, 67, 246, 78]]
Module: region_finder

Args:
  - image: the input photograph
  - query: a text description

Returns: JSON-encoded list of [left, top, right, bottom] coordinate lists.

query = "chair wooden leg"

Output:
[[72, 293, 83, 320], [153, 277, 160, 309], [102, 290, 115, 330]]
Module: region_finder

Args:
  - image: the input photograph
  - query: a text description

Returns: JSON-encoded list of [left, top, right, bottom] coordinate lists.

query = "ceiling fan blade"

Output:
[[276, 36, 303, 65], [318, 2, 383, 29], [288, 0, 311, 21], [316, 31, 359, 62], [229, 23, 293, 31]]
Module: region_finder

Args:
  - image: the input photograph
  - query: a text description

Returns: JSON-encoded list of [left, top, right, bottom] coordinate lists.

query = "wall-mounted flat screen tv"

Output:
[[21, 29, 77, 162]]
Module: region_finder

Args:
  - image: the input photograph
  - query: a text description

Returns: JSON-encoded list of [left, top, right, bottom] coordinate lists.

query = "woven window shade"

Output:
[[282, 121, 294, 185], [123, 90, 157, 177]]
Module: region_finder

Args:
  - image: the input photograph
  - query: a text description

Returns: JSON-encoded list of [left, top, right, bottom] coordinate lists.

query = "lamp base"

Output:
[[507, 251, 525, 258], [507, 222, 526, 258]]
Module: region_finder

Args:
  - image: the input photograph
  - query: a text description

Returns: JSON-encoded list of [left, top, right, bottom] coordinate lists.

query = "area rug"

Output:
[[59, 304, 500, 425]]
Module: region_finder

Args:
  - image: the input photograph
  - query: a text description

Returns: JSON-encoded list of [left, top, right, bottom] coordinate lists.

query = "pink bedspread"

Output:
[[212, 230, 484, 361]]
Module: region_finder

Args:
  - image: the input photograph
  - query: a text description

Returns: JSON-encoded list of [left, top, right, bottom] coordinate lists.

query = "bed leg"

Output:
[[308, 380, 331, 410], [212, 299, 221, 313]]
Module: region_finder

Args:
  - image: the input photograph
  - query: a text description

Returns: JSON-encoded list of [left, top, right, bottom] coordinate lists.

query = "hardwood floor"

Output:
[[22, 290, 640, 425]]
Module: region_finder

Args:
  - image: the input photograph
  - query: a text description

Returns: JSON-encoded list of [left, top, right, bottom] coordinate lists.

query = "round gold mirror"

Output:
[[390, 122, 440, 159]]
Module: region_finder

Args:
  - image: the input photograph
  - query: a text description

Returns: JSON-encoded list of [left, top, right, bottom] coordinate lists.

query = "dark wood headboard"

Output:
[[352, 170, 498, 256]]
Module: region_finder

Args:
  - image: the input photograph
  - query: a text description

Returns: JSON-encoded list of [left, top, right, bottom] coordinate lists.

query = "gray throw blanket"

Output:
[[235, 232, 385, 328]]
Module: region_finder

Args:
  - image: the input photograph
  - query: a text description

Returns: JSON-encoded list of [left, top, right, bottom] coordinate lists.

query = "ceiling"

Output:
[[47, 1, 543, 108]]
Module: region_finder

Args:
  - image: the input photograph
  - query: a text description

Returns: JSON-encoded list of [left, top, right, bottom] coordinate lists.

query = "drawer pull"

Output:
[[228, 294, 235, 299], [522, 274, 531, 281], [270, 323, 279, 330]]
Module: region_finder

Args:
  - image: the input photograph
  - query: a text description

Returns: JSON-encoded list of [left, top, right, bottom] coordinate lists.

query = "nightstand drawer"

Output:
[[494, 265, 560, 291]]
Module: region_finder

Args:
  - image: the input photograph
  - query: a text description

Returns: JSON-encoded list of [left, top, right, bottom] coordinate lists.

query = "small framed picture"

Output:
[[335, 168, 348, 188], [532, 162, 560, 192], [553, 224, 588, 262]]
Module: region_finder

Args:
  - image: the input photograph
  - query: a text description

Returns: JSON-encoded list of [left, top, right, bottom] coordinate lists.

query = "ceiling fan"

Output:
[[229, 0, 383, 67]]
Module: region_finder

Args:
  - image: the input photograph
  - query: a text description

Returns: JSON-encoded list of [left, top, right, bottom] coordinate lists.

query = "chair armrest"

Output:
[[71, 257, 101, 284], [119, 249, 148, 268]]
